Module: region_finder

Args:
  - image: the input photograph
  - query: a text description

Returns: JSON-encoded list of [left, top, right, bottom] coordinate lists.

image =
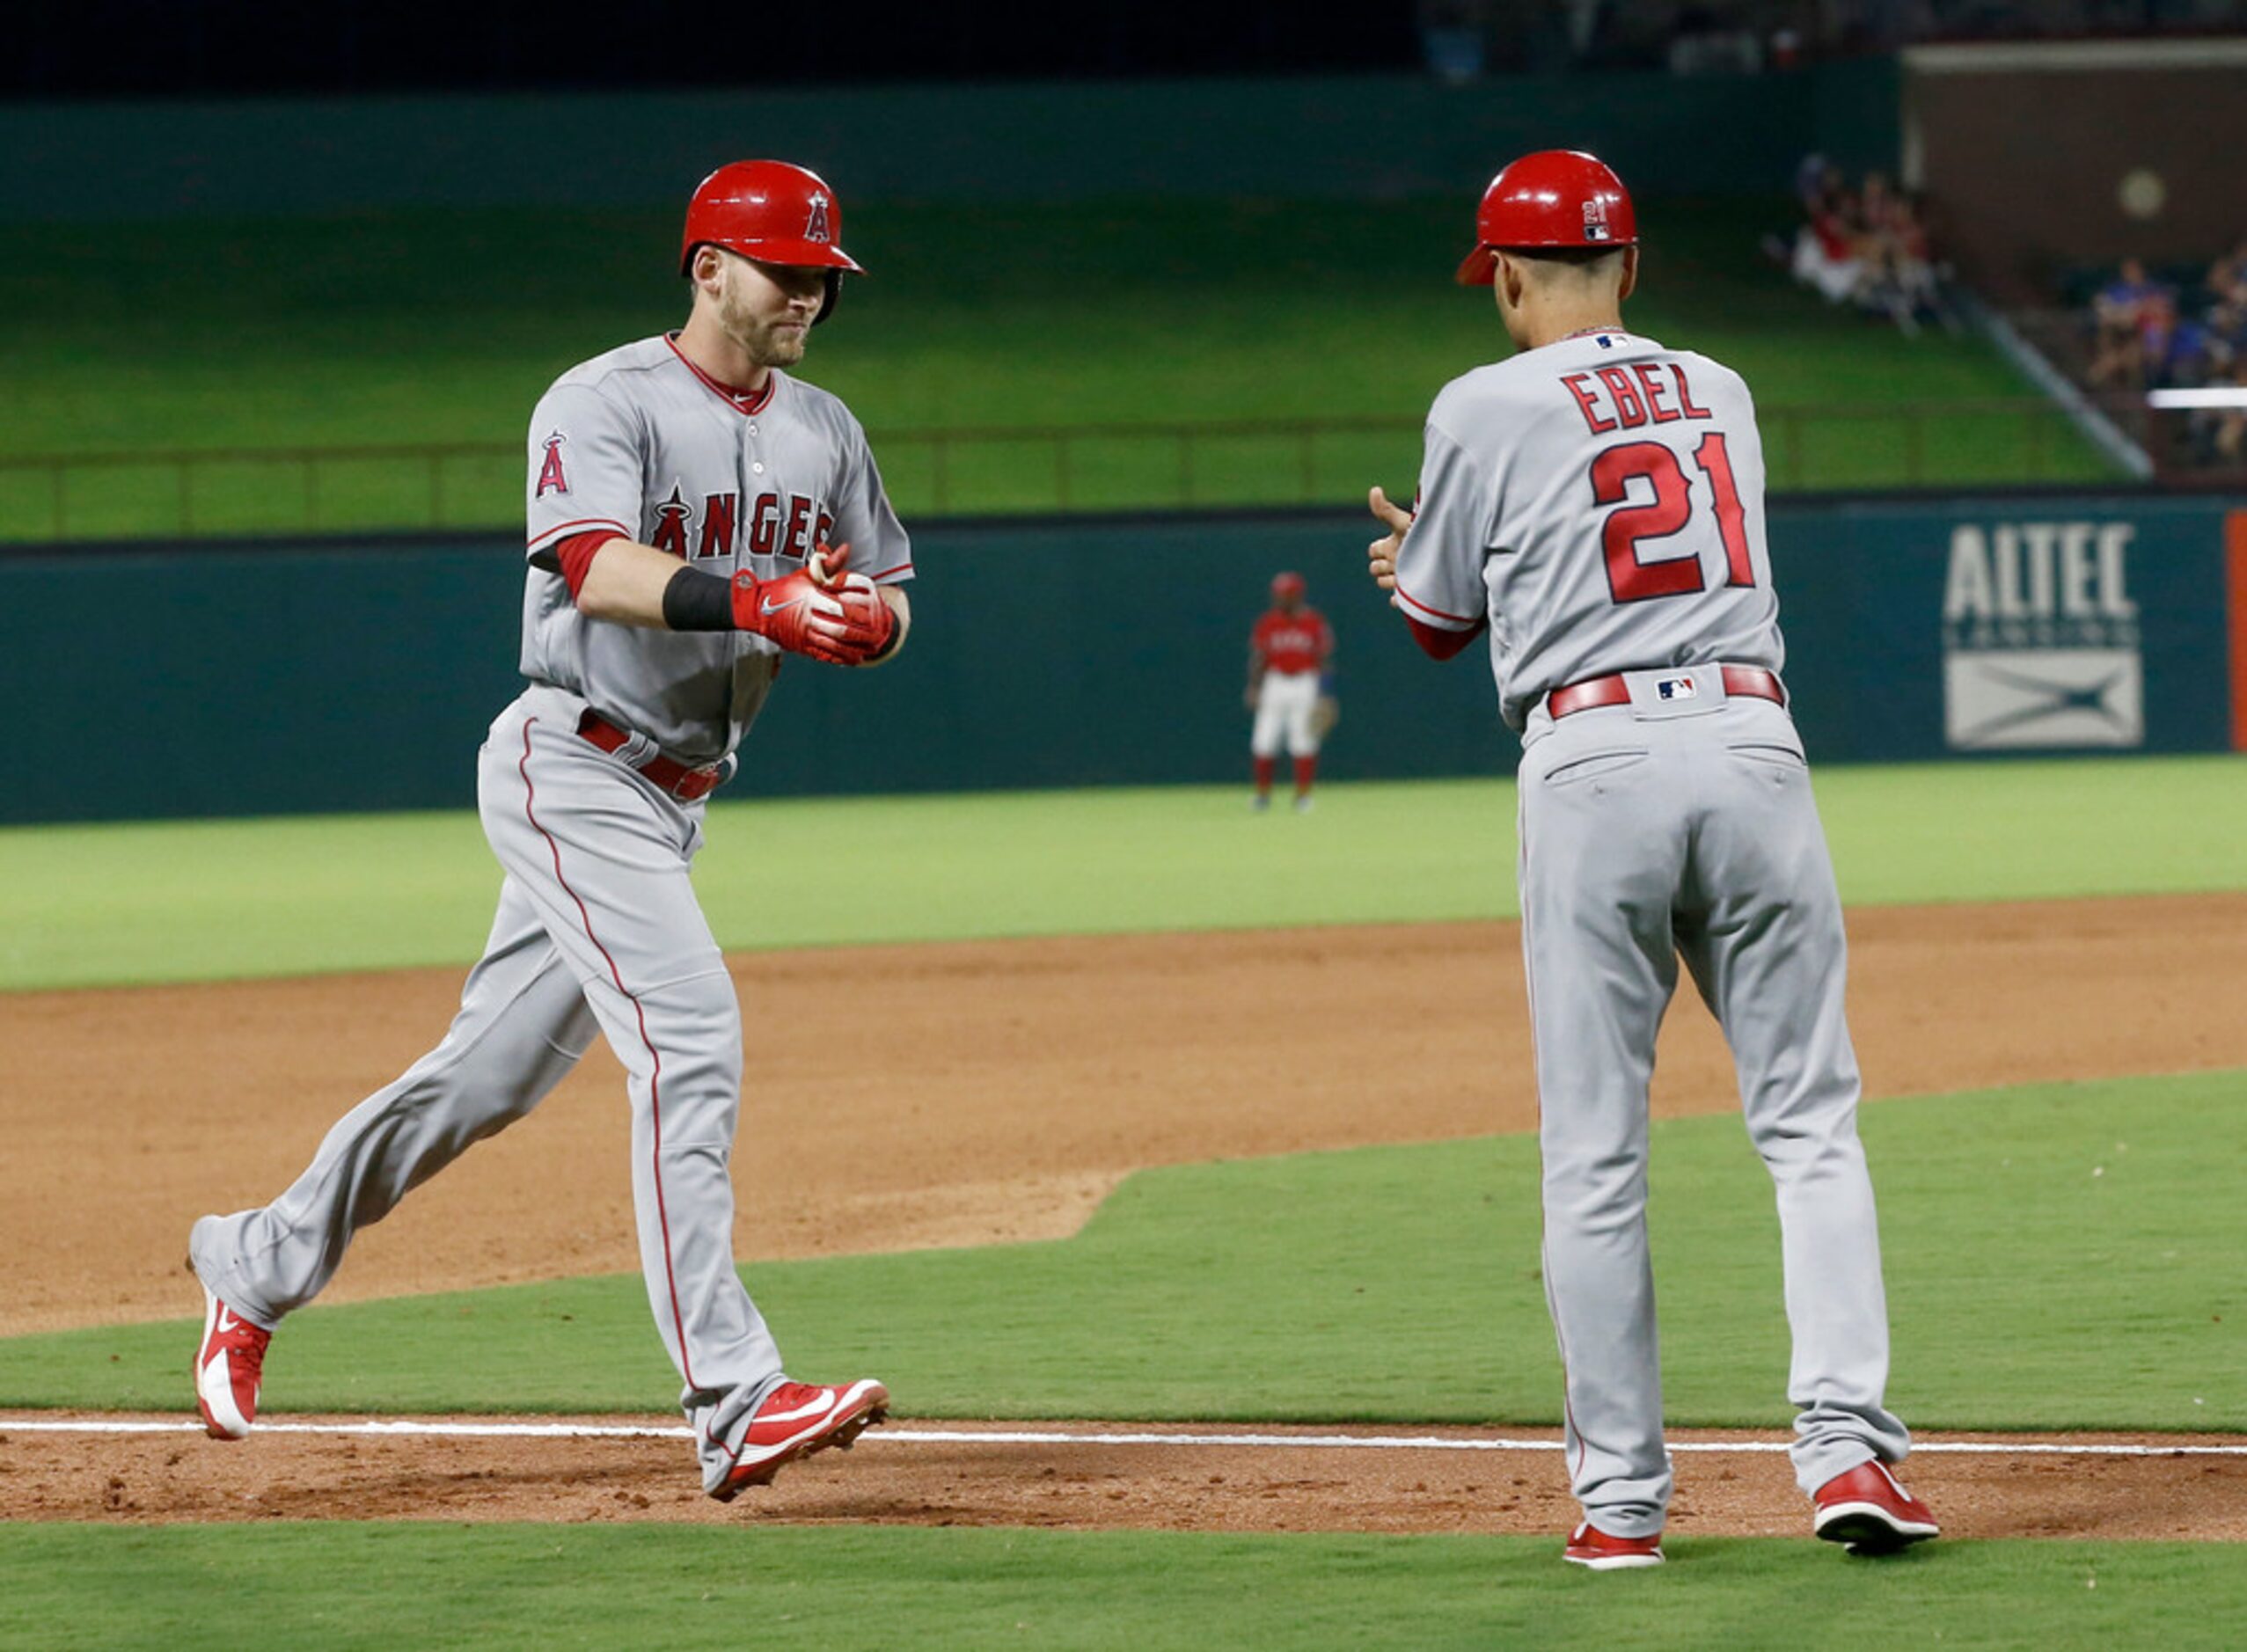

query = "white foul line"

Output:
[[1, 1418, 2242, 1457]]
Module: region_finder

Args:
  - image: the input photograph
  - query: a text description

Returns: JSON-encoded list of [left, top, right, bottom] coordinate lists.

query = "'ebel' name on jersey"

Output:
[[1941, 522, 2138, 650]]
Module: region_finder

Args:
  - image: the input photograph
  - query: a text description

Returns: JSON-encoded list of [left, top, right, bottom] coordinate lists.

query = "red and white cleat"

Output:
[[1812, 1459, 1941, 1554], [709, 1378, 890, 1501], [193, 1288, 272, 1441], [1563, 1521, 1665, 1570]]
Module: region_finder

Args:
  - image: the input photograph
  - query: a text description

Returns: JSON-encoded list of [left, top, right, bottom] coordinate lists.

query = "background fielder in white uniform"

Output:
[[1366, 150, 1939, 1568], [189, 161, 904, 1502]]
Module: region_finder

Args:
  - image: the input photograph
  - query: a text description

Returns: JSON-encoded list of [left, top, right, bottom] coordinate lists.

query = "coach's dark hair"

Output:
[[1503, 245, 1629, 271]]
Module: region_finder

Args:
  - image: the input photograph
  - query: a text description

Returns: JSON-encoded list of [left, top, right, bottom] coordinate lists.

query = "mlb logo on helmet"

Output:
[[805, 192, 832, 244], [1583, 197, 1612, 242]]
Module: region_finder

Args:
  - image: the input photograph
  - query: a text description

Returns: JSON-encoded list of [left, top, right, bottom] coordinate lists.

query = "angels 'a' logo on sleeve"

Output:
[[804, 191, 831, 244], [535, 432, 570, 498]]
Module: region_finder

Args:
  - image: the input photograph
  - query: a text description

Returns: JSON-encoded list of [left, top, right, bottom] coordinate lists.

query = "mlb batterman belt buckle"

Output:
[[576, 710, 728, 801], [1546, 665, 1785, 720]]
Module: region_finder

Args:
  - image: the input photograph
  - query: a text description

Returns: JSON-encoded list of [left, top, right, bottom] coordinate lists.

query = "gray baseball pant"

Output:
[[190, 685, 786, 1489], [1514, 676, 1909, 1538]]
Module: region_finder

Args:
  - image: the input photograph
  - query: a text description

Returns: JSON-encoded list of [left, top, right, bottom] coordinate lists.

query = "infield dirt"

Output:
[[2, 892, 2242, 1534], [4, 1419, 2242, 1539]]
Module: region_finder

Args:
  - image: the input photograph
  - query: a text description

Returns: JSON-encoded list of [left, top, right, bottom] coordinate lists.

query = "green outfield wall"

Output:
[[0, 64, 1895, 223], [1, 491, 2238, 824]]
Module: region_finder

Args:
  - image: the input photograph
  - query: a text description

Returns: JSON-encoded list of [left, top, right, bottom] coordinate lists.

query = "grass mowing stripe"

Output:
[[4, 1074, 2236, 1430], [3, 758, 2244, 990], [0, 1526, 2234, 1651]]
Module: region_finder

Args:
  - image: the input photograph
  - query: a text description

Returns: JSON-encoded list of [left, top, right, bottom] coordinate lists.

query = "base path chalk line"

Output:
[[3, 1418, 2242, 1457]]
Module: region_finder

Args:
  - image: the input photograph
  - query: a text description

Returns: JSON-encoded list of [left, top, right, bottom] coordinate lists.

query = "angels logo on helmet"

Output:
[[805, 192, 832, 244]]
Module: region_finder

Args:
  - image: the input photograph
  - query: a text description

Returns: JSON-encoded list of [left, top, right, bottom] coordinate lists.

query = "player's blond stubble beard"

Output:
[[713, 262, 810, 370]]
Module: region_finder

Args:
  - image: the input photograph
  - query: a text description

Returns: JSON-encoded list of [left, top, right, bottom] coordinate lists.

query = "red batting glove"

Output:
[[808, 538, 852, 588], [808, 540, 901, 661], [828, 573, 898, 665], [731, 568, 883, 665]]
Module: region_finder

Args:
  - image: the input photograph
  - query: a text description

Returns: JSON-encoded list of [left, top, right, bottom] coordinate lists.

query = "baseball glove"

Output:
[[1312, 695, 1340, 738]]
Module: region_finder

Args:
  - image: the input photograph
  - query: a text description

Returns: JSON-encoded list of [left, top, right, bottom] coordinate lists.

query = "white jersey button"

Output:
[[751, 462, 765, 475]]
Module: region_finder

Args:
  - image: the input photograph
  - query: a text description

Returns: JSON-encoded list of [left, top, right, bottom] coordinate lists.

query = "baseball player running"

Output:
[[1246, 572, 1335, 811], [188, 160, 905, 1500], [1365, 150, 1938, 1568]]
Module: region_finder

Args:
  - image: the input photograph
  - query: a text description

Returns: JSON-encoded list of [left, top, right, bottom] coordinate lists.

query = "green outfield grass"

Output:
[[1, 759, 2242, 991], [6, 1075, 2237, 1429], [0, 198, 2107, 539], [2, 1525, 2236, 1652]]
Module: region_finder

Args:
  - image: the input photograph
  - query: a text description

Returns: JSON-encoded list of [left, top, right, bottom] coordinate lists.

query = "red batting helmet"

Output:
[[680, 160, 864, 323], [1455, 150, 1636, 287], [1271, 571, 1306, 600]]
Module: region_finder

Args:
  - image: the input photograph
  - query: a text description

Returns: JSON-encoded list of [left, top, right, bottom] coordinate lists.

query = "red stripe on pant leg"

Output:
[[517, 719, 699, 1393]]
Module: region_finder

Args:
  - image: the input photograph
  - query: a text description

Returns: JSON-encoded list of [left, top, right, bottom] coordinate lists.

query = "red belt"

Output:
[[576, 711, 728, 801], [1546, 665, 1785, 720]]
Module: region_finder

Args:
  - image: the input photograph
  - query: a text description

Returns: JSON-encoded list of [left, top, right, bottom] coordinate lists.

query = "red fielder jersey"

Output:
[[1253, 608, 1333, 676]]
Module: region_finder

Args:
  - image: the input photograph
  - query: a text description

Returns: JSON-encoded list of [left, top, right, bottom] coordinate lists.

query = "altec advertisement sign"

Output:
[[1761, 495, 2247, 764], [1939, 520, 2143, 750]]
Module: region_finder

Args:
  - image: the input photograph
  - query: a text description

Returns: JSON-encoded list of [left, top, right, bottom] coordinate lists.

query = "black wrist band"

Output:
[[867, 607, 905, 663], [662, 567, 736, 632]]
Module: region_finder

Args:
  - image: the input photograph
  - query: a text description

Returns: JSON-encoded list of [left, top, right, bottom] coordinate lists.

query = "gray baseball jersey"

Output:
[[1394, 331, 1782, 730], [190, 330, 908, 1495], [1392, 325, 1907, 1540], [523, 333, 913, 762]]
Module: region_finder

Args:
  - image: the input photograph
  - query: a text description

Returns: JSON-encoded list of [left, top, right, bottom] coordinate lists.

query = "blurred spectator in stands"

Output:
[[2211, 361, 2247, 465], [1769, 159, 1955, 333], [2078, 242, 2247, 468], [2089, 258, 2167, 388], [2186, 292, 2247, 464], [2209, 238, 2247, 308], [1668, 4, 1763, 72], [1780, 159, 1864, 304], [1853, 172, 1919, 331], [2210, 291, 2247, 362], [1792, 151, 1832, 213], [2150, 296, 2219, 389], [1417, 0, 1489, 82], [1878, 187, 1968, 337]]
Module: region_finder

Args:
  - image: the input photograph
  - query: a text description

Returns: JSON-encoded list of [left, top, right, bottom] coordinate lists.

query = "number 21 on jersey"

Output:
[[1591, 434, 1754, 603]]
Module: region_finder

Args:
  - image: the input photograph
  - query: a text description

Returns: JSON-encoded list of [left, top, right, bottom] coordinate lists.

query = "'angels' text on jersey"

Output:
[[644, 486, 836, 563]]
